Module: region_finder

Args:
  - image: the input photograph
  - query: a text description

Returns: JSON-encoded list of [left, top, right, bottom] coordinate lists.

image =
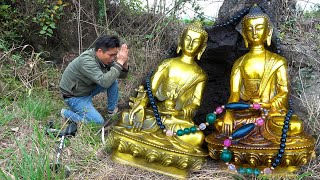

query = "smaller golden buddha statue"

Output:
[[205, 4, 315, 176], [109, 22, 210, 178]]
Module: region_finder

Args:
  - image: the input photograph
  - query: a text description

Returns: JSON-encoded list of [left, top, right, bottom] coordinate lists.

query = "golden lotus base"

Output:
[[206, 133, 316, 173], [110, 129, 208, 179]]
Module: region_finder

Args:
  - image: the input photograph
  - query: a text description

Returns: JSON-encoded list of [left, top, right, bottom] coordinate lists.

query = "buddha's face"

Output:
[[181, 29, 203, 56], [243, 17, 269, 45]]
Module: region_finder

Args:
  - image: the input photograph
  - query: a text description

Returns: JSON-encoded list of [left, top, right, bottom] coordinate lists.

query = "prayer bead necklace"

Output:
[[146, 71, 292, 175], [221, 99, 293, 176]]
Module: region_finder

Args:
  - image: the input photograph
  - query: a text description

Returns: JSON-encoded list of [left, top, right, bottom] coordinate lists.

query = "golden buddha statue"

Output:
[[109, 22, 209, 178], [205, 4, 315, 175]]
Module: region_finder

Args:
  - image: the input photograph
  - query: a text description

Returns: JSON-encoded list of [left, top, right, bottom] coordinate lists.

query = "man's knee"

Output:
[[85, 112, 104, 124]]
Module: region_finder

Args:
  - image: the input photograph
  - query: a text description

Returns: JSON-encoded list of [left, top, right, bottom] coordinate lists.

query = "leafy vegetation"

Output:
[[32, 0, 68, 38]]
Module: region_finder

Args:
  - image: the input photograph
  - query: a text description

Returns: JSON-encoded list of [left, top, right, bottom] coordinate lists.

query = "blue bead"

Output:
[[275, 158, 281, 164], [277, 50, 281, 54], [152, 105, 157, 109], [280, 143, 286, 148], [150, 101, 155, 105], [283, 124, 289, 129], [225, 102, 250, 110], [246, 168, 253, 174], [233, 17, 237, 20], [154, 113, 159, 117], [282, 129, 288, 134], [289, 109, 294, 114], [160, 125, 165, 129], [279, 148, 285, 154], [237, 15, 241, 18], [231, 123, 255, 139], [281, 138, 286, 143], [253, 168, 260, 176], [282, 133, 287, 139], [284, 120, 289, 125], [226, 21, 230, 24], [277, 154, 283, 159], [157, 121, 162, 125], [272, 162, 277, 168], [285, 116, 290, 121], [238, 167, 245, 174], [156, 117, 161, 121], [220, 149, 232, 162]]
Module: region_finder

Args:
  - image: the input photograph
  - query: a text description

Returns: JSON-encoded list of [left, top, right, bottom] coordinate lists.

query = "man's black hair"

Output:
[[94, 35, 120, 52]]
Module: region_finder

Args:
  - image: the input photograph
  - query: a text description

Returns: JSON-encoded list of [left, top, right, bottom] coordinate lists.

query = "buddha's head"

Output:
[[177, 21, 208, 60], [239, 4, 273, 48]]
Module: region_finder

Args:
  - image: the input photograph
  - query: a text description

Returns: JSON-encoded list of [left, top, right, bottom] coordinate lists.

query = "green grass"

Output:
[[19, 91, 60, 121], [0, 108, 14, 126], [0, 124, 67, 179]]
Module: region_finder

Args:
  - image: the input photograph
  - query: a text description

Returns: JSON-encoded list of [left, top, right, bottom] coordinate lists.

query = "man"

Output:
[[59, 35, 129, 124]]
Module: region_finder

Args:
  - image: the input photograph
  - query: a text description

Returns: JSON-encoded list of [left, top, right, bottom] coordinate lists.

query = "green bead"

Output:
[[206, 113, 216, 124], [177, 129, 184, 136], [253, 168, 260, 176], [246, 168, 253, 174], [184, 128, 190, 134], [190, 126, 197, 133], [220, 149, 232, 162], [238, 167, 245, 174]]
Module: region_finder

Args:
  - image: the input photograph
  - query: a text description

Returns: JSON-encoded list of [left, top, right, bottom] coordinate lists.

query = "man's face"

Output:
[[243, 17, 269, 46], [96, 47, 119, 65], [181, 29, 203, 56]]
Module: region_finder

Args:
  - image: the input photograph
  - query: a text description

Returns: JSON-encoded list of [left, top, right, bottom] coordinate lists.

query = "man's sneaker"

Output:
[[107, 107, 119, 116], [61, 109, 66, 119]]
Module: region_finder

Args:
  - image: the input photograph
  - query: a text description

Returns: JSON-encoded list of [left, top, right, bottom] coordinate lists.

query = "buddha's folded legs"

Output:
[[214, 110, 304, 144]]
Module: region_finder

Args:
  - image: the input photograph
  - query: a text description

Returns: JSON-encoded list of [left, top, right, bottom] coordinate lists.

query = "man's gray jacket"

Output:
[[59, 49, 128, 97]]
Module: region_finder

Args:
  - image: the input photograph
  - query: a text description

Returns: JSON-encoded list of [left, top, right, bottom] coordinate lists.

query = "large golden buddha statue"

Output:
[[109, 22, 210, 178], [205, 4, 315, 176]]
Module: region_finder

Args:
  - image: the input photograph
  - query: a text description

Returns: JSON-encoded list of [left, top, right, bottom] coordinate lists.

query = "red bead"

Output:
[[215, 107, 224, 114], [252, 103, 261, 110], [256, 118, 264, 126], [224, 139, 232, 147]]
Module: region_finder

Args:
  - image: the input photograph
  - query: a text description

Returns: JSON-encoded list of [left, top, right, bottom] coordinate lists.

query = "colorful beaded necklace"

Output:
[[219, 98, 293, 176], [145, 71, 293, 175]]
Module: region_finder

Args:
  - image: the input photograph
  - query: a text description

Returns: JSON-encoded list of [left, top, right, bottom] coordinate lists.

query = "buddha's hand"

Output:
[[129, 105, 145, 132], [160, 109, 181, 116], [222, 111, 234, 136], [259, 102, 271, 109]]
